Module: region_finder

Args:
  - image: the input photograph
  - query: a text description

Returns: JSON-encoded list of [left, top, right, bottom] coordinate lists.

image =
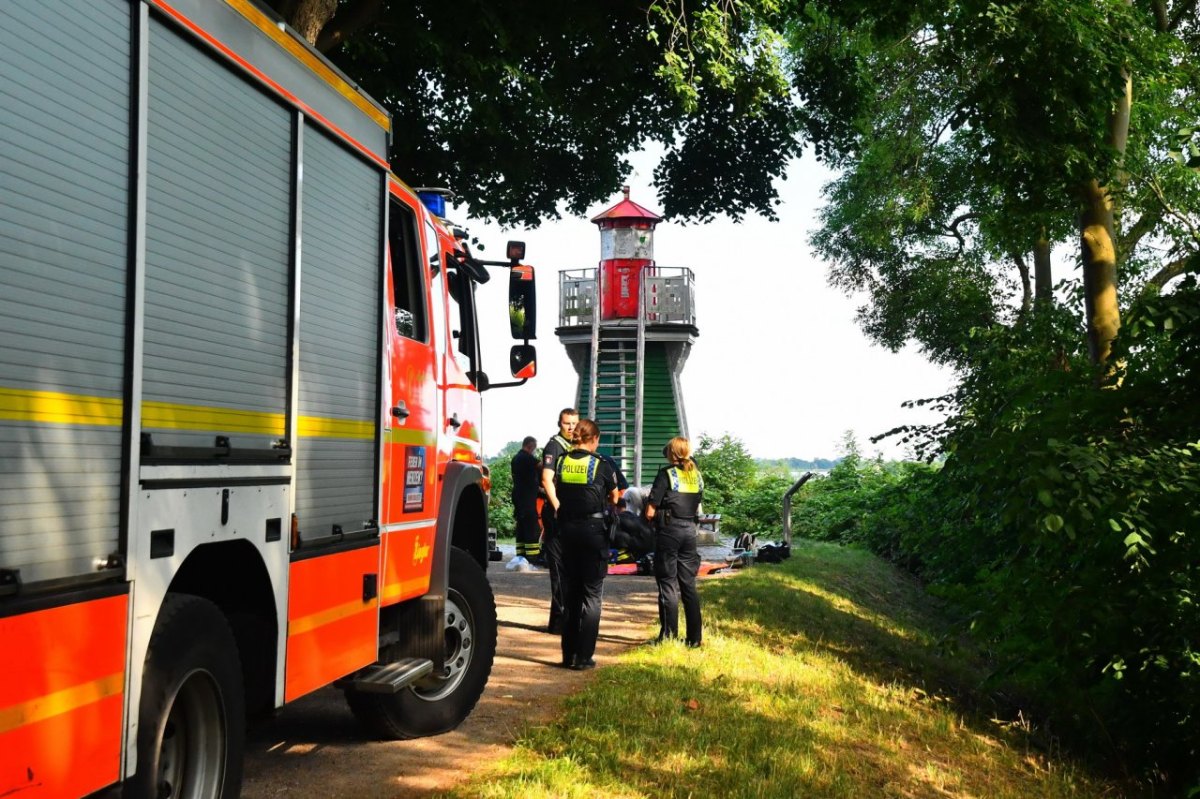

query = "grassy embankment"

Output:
[[445, 541, 1125, 799]]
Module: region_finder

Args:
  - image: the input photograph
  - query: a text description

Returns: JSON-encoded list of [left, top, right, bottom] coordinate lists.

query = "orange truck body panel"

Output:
[[0, 595, 128, 798], [284, 547, 381, 703]]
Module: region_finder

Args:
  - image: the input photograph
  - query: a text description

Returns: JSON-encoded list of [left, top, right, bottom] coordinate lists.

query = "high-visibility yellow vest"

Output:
[[557, 452, 598, 485], [667, 465, 704, 493]]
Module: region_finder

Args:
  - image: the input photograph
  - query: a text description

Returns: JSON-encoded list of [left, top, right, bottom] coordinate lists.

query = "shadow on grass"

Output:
[[450, 542, 1119, 798], [489, 656, 1085, 799], [703, 540, 990, 713]]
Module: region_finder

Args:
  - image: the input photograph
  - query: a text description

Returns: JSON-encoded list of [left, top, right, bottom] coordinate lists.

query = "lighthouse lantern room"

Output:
[[556, 187, 698, 484]]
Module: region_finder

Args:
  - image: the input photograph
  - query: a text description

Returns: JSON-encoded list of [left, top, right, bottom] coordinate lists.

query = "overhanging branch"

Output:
[[1148, 252, 1200, 290], [1012, 251, 1032, 317], [1169, 0, 1198, 30], [1119, 207, 1164, 258], [942, 212, 979, 253]]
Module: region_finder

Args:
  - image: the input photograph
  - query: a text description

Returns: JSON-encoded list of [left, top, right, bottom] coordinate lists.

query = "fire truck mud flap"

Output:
[[344, 546, 497, 738], [127, 594, 245, 799]]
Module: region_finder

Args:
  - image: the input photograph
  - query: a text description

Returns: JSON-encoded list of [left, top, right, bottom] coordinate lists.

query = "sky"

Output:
[[457, 150, 955, 462]]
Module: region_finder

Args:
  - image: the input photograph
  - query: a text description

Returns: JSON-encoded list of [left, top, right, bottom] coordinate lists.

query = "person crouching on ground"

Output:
[[646, 436, 704, 647], [544, 418, 619, 670]]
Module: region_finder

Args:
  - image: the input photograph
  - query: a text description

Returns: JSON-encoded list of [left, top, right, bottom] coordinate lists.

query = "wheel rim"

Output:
[[157, 668, 227, 799], [411, 589, 474, 702]]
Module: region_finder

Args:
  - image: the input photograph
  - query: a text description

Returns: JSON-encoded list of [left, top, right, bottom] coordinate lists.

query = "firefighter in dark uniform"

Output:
[[545, 418, 619, 669], [539, 407, 578, 633], [510, 436, 541, 563], [646, 436, 704, 647]]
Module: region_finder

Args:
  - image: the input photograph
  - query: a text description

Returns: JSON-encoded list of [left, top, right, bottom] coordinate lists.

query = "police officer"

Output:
[[645, 436, 704, 647], [539, 407, 578, 633], [545, 419, 619, 669]]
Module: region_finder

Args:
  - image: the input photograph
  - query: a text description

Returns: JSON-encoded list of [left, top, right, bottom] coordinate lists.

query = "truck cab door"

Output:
[[379, 184, 439, 604]]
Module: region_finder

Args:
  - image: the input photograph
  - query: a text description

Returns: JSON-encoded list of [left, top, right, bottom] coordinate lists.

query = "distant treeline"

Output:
[[756, 457, 840, 471]]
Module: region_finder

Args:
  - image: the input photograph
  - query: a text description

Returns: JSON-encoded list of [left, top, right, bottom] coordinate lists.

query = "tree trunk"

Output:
[[1078, 69, 1132, 365], [1080, 179, 1120, 364], [1034, 231, 1052, 308], [277, 0, 337, 46]]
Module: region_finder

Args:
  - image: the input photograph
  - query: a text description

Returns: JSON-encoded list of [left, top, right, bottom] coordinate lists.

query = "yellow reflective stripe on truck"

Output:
[[0, 672, 125, 735], [224, 0, 390, 131], [0, 386, 382, 441], [0, 386, 123, 426], [143, 402, 285, 436], [296, 416, 373, 440]]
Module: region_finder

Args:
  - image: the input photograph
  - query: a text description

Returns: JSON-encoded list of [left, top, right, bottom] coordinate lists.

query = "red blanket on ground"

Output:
[[607, 561, 728, 576]]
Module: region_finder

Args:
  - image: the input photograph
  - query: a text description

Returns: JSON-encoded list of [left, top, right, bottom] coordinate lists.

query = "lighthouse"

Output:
[[556, 187, 698, 485]]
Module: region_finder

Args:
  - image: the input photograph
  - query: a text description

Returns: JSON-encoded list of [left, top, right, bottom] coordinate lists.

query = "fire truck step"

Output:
[[345, 658, 435, 693]]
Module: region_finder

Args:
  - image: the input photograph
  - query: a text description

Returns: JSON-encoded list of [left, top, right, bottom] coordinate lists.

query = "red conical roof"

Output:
[[590, 186, 662, 225]]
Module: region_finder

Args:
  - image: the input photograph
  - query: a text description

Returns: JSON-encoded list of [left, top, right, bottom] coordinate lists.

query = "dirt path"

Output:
[[240, 561, 661, 798]]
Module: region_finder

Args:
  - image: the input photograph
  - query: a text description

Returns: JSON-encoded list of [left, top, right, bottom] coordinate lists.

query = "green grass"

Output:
[[446, 541, 1126, 799]]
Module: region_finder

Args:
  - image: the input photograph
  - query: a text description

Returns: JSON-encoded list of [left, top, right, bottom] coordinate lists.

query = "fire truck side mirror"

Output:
[[508, 265, 536, 340], [510, 344, 537, 379]]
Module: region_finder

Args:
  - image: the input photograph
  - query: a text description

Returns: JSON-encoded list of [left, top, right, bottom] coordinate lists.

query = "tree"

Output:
[[692, 433, 756, 516], [485, 440, 524, 537], [262, 0, 803, 226], [785, 0, 1200, 367]]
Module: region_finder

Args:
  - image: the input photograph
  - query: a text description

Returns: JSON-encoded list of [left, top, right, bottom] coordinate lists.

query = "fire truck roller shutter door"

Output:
[[0, 0, 130, 585], [142, 19, 291, 453], [294, 125, 383, 539]]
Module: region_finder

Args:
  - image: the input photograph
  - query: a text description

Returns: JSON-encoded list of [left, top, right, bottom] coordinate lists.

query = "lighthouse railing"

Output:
[[558, 267, 695, 327], [642, 267, 696, 326], [559, 269, 597, 327]]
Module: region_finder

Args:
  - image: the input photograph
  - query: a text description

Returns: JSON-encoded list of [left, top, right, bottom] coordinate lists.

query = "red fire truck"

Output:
[[0, 1, 538, 796]]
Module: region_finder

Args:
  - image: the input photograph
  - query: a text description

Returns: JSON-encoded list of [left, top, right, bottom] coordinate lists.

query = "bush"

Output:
[[839, 285, 1200, 789], [486, 441, 523, 538]]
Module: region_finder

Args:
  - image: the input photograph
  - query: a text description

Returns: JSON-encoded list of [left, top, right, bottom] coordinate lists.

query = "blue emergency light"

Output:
[[416, 189, 449, 217]]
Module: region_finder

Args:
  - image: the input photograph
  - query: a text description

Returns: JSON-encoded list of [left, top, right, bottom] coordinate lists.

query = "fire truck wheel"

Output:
[[127, 593, 245, 799], [346, 546, 497, 738]]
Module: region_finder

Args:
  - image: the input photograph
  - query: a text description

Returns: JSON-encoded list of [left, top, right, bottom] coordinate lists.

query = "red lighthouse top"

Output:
[[590, 186, 662, 229]]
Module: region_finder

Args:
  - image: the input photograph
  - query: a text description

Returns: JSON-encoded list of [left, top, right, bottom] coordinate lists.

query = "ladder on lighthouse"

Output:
[[582, 276, 680, 485]]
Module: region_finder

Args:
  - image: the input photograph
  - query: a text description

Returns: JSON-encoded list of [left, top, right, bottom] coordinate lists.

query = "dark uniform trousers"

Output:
[[514, 511, 541, 558], [654, 520, 702, 645], [540, 434, 572, 633], [541, 502, 565, 632], [559, 517, 609, 665]]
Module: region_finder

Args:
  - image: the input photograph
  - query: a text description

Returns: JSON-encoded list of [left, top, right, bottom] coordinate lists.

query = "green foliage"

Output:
[[723, 468, 796, 536], [486, 441, 525, 538], [693, 433, 757, 514], [805, 283, 1200, 788], [792, 451, 938, 552], [692, 433, 795, 535], [795, 0, 1200, 366], [275, 0, 802, 226]]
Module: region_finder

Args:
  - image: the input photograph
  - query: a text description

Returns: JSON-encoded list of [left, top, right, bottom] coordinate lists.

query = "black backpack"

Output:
[[755, 542, 791, 563]]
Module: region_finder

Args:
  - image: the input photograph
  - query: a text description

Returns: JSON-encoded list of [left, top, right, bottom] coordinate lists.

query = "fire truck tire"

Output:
[[127, 593, 246, 799], [346, 546, 497, 739]]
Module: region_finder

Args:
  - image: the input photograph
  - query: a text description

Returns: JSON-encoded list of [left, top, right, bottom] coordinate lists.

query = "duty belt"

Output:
[[562, 511, 605, 521]]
